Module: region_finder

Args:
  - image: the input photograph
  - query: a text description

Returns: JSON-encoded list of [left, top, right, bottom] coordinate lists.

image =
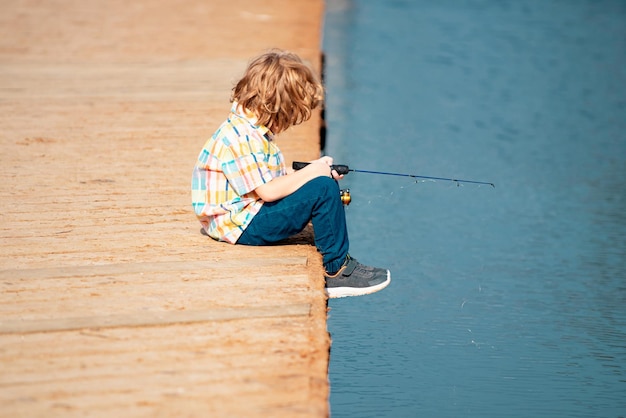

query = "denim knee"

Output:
[[308, 176, 340, 200]]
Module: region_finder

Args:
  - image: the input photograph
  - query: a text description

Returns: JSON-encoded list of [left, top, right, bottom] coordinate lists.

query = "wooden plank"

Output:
[[0, 317, 325, 418], [0, 303, 311, 334], [0, 257, 307, 280]]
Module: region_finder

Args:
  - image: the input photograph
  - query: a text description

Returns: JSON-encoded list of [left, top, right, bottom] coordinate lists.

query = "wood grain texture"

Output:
[[0, 0, 329, 416]]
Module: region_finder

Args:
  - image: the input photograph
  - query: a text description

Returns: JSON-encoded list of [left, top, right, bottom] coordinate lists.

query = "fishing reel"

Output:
[[340, 188, 351, 206]]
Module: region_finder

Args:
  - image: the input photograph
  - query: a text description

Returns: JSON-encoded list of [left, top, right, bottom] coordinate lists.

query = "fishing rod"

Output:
[[292, 161, 495, 188]]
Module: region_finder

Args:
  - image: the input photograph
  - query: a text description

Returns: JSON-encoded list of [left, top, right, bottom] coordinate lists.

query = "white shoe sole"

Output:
[[326, 270, 391, 299]]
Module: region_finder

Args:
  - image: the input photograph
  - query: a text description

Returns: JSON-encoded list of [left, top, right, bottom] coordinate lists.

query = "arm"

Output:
[[255, 156, 345, 202]]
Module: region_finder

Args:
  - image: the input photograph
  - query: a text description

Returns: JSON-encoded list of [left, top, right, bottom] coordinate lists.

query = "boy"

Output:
[[191, 49, 390, 298]]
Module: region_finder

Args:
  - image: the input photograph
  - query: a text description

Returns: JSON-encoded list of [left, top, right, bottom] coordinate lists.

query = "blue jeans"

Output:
[[237, 176, 349, 274]]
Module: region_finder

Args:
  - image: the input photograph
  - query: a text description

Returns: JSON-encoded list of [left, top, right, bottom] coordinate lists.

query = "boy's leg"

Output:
[[237, 176, 348, 273]]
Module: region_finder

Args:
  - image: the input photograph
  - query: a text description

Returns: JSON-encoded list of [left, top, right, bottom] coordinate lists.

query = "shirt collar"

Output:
[[231, 101, 273, 140]]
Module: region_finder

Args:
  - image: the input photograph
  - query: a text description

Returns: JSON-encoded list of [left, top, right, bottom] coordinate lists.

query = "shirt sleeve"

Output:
[[221, 135, 274, 196]]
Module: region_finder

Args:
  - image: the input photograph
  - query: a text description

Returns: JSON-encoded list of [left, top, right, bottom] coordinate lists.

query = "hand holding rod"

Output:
[[292, 161, 495, 188]]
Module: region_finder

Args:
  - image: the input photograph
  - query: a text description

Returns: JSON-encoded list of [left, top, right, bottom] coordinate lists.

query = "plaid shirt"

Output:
[[191, 102, 286, 243]]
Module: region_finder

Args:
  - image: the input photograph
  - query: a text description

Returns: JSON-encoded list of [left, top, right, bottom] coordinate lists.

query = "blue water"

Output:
[[322, 1, 626, 417]]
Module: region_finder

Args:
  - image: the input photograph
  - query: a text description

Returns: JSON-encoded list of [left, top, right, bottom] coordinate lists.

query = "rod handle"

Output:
[[292, 161, 350, 175]]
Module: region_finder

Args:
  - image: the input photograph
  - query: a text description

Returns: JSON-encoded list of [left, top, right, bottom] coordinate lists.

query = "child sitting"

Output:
[[191, 49, 390, 298]]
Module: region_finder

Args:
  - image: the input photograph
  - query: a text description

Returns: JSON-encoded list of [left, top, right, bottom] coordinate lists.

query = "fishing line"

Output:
[[292, 161, 495, 188]]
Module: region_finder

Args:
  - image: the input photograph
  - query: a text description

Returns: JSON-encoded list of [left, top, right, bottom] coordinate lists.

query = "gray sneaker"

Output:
[[325, 255, 391, 298]]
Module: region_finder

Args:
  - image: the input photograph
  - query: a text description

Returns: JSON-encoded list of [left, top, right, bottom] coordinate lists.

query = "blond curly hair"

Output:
[[232, 49, 324, 134]]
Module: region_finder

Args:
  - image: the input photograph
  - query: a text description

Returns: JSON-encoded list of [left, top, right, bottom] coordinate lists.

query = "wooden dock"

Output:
[[0, 1, 330, 416]]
